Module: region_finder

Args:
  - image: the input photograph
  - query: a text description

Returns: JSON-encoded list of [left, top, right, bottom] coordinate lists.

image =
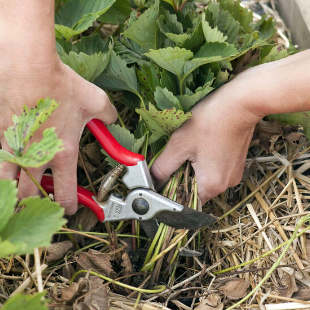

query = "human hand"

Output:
[[151, 74, 262, 203], [0, 56, 117, 215]]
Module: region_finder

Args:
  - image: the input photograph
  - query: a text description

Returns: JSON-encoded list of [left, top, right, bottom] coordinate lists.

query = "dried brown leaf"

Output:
[[83, 142, 103, 166], [77, 156, 96, 174], [74, 285, 108, 310], [46, 240, 73, 262], [285, 132, 304, 144], [219, 278, 250, 300], [61, 282, 80, 302], [121, 252, 133, 275], [277, 271, 298, 298], [293, 287, 310, 301], [72, 207, 99, 233], [194, 294, 223, 310], [76, 249, 115, 277], [254, 120, 282, 151]]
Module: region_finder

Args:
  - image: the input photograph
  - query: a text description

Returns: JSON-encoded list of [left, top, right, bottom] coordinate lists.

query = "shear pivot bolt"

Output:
[[132, 198, 149, 215]]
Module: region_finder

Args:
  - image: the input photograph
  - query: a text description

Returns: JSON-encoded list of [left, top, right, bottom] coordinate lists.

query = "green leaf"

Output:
[[178, 84, 214, 111], [0, 151, 16, 165], [137, 63, 161, 102], [114, 38, 147, 65], [158, 11, 183, 36], [257, 17, 276, 41], [158, 13, 204, 50], [183, 42, 238, 79], [219, 0, 253, 33], [158, 12, 184, 45], [145, 47, 193, 79], [107, 124, 145, 153], [181, 21, 205, 51], [0, 180, 17, 232], [123, 0, 160, 50], [4, 99, 58, 155], [205, 2, 240, 44], [259, 46, 289, 64], [55, 0, 116, 40], [2, 293, 47, 310], [161, 0, 174, 8], [0, 129, 63, 168], [154, 87, 182, 110], [72, 34, 111, 55], [136, 104, 192, 143], [202, 13, 227, 43], [95, 51, 140, 97], [0, 197, 66, 256], [59, 50, 111, 82], [98, 0, 131, 25]]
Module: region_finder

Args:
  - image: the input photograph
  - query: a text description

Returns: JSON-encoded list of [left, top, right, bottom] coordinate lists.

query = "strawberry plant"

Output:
[[0, 99, 65, 309], [1, 0, 300, 308]]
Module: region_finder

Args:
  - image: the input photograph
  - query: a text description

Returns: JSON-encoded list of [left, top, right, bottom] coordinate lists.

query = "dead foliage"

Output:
[[3, 2, 310, 310]]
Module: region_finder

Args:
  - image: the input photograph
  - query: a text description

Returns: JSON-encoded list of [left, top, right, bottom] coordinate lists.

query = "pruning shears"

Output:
[[40, 119, 216, 230]]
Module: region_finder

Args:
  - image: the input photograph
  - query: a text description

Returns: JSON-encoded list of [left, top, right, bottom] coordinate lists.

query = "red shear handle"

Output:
[[86, 119, 145, 166], [41, 175, 105, 222]]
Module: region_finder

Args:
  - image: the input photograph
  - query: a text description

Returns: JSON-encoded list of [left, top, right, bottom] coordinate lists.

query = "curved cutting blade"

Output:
[[155, 206, 217, 230]]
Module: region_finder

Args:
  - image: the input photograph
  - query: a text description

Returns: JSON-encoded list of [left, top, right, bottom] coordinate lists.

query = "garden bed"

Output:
[[2, 1, 310, 309]]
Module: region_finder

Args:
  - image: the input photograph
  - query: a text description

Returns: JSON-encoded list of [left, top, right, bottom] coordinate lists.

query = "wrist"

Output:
[[234, 50, 310, 118], [0, 0, 56, 66]]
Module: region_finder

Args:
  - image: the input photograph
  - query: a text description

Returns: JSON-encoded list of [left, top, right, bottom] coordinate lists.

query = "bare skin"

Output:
[[0, 1, 117, 215], [152, 50, 310, 203], [1, 1, 310, 212]]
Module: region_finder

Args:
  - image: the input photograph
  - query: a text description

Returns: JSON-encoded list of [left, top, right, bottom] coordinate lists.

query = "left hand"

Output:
[[151, 77, 262, 203]]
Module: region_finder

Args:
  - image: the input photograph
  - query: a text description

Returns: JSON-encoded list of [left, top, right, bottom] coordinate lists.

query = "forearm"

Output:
[[0, 0, 56, 65], [237, 50, 310, 117]]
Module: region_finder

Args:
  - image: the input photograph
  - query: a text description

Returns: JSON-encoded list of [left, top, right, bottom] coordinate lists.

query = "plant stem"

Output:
[[142, 230, 188, 271], [34, 248, 43, 292], [118, 113, 126, 128], [148, 145, 165, 168], [22, 167, 49, 199], [70, 270, 166, 294]]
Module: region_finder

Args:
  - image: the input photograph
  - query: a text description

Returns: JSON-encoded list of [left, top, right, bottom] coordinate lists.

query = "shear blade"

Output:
[[155, 206, 217, 230]]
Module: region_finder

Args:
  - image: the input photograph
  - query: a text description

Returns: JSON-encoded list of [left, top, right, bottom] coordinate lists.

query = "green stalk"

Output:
[[71, 270, 166, 294], [143, 223, 165, 267], [22, 167, 49, 199], [148, 145, 165, 169], [142, 224, 168, 272], [142, 230, 188, 271], [117, 113, 126, 128], [169, 238, 183, 266], [168, 262, 177, 287]]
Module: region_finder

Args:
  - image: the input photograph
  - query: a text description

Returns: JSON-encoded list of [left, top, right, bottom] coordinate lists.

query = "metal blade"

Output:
[[155, 206, 217, 230]]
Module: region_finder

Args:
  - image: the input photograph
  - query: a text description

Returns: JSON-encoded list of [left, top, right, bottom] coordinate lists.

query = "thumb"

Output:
[[151, 132, 190, 185]]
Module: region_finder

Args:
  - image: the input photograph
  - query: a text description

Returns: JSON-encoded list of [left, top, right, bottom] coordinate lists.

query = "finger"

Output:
[[193, 161, 226, 204], [80, 81, 117, 125], [18, 167, 45, 199], [51, 146, 78, 215], [151, 132, 192, 185], [0, 140, 19, 180]]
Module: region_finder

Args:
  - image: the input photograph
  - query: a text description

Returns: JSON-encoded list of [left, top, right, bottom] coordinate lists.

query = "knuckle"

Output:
[[54, 143, 76, 162], [198, 176, 228, 200], [230, 175, 242, 187], [151, 162, 169, 182], [56, 197, 77, 215]]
